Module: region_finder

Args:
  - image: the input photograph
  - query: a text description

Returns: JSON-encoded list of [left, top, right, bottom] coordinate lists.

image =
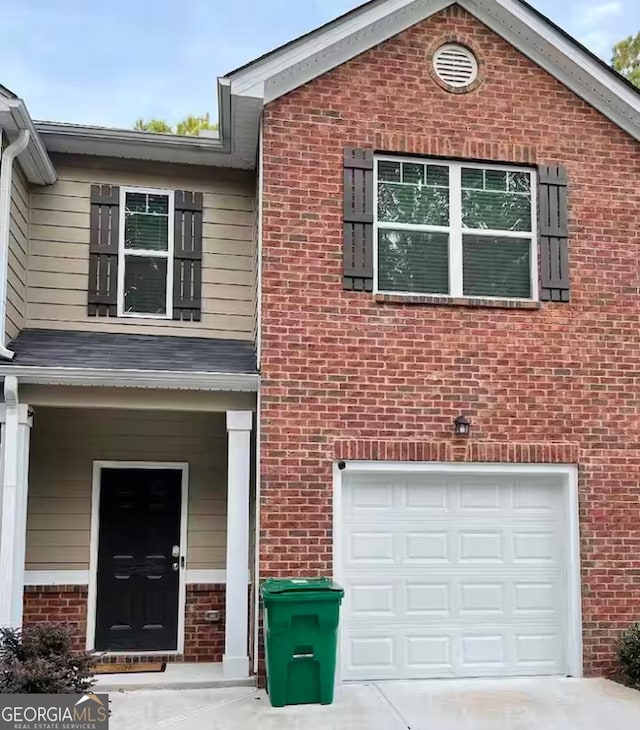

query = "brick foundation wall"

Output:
[[184, 584, 226, 662], [23, 586, 88, 652], [22, 584, 226, 663], [259, 5, 640, 678]]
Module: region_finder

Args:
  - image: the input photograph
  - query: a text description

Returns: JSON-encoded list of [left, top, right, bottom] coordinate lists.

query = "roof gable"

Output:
[[224, 0, 640, 147]]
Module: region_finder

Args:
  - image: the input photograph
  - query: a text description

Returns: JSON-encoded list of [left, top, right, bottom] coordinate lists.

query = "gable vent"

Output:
[[433, 44, 478, 89]]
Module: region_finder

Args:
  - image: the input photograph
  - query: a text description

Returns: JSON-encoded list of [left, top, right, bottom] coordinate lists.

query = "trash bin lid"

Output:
[[261, 577, 343, 596]]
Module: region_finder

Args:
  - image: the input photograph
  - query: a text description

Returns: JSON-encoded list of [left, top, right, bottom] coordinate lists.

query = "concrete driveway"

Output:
[[108, 677, 640, 730]]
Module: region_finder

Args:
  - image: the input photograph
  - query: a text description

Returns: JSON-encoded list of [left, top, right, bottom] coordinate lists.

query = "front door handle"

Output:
[[172, 562, 179, 571], [171, 545, 180, 558]]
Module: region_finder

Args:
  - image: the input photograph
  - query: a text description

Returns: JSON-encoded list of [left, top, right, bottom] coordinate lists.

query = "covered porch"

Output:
[[0, 330, 258, 681]]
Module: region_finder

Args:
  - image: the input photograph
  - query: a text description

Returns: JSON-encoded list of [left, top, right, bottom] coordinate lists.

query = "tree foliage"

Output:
[[612, 33, 640, 88], [134, 113, 218, 136]]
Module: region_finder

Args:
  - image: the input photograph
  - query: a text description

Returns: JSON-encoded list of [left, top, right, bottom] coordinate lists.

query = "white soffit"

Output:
[[226, 0, 640, 143]]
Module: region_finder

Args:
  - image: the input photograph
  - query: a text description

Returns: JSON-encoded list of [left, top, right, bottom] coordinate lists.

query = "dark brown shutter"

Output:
[[88, 184, 119, 317], [173, 190, 203, 321], [343, 148, 374, 292], [538, 165, 570, 302]]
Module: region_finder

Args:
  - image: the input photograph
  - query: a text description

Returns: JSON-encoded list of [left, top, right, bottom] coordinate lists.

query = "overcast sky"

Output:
[[0, 0, 636, 129]]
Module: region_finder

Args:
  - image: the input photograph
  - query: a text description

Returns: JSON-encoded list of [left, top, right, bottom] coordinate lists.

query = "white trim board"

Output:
[[24, 571, 90, 586], [0, 366, 259, 392], [86, 461, 189, 654], [333, 461, 583, 681], [23, 569, 238, 586]]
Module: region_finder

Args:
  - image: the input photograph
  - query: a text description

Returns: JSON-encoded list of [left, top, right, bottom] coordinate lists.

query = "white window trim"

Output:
[[373, 157, 538, 302], [117, 186, 175, 320]]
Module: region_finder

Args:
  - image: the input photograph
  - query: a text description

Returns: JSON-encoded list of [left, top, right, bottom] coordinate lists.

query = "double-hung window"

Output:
[[375, 158, 537, 300], [118, 187, 174, 318]]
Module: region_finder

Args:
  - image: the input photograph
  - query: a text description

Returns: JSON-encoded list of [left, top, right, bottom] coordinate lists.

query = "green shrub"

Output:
[[617, 622, 640, 687], [0, 623, 97, 694]]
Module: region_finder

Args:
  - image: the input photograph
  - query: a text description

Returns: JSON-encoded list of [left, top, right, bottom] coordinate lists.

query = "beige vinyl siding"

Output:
[[252, 177, 260, 347], [7, 163, 30, 342], [27, 156, 256, 340], [26, 407, 230, 572]]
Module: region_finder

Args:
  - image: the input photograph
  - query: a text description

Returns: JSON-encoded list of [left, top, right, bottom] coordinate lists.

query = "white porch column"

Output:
[[0, 375, 33, 628], [223, 410, 252, 679]]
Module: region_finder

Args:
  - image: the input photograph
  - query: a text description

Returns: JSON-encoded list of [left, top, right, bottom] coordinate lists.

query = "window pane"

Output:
[[463, 235, 531, 298], [125, 192, 169, 251], [378, 162, 449, 226], [378, 230, 449, 294], [123, 256, 168, 315], [148, 194, 169, 215], [379, 161, 401, 182], [462, 168, 531, 232], [402, 163, 424, 184]]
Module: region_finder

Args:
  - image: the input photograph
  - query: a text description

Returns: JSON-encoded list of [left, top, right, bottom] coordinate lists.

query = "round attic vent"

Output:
[[433, 44, 478, 89]]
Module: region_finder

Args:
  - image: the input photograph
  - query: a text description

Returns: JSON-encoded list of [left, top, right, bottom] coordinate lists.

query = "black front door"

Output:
[[95, 468, 182, 652]]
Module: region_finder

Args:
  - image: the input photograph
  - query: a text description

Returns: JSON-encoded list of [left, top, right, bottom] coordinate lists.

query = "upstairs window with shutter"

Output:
[[118, 187, 174, 318], [375, 158, 537, 300], [89, 185, 204, 319]]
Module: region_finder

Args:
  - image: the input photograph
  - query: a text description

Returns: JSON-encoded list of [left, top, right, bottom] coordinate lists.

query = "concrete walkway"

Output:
[[94, 662, 253, 692], [108, 677, 640, 730]]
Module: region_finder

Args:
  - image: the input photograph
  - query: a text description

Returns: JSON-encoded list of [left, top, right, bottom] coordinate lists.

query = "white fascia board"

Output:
[[36, 122, 253, 170], [0, 366, 260, 392], [0, 101, 57, 185], [230, 0, 451, 99]]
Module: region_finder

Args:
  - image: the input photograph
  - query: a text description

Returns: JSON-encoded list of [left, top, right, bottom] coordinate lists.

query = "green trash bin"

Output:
[[261, 577, 344, 708]]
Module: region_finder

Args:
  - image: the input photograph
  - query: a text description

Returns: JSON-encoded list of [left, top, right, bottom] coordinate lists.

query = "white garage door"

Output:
[[340, 471, 570, 681]]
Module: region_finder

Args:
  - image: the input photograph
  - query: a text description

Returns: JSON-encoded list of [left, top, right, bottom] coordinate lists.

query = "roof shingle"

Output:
[[7, 329, 257, 374]]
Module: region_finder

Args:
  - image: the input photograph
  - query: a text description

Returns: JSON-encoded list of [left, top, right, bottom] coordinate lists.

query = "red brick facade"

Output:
[[184, 584, 226, 662], [259, 5, 640, 677], [23, 586, 88, 652], [23, 584, 226, 662]]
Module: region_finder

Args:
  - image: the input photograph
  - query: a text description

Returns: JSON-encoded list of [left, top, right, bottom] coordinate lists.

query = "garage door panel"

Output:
[[404, 531, 450, 562], [349, 480, 394, 509], [406, 582, 450, 615], [349, 532, 394, 562], [348, 635, 396, 674], [344, 527, 561, 567], [343, 576, 563, 625], [350, 583, 395, 617], [459, 583, 505, 614], [406, 635, 452, 671], [512, 531, 558, 562], [404, 481, 448, 509], [459, 531, 504, 562], [459, 479, 504, 509], [345, 514, 562, 529], [515, 633, 562, 665], [514, 582, 557, 613], [513, 477, 562, 510], [341, 472, 569, 680], [461, 634, 505, 666]]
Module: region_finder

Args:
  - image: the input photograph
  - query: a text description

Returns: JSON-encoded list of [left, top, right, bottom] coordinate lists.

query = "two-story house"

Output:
[[2, 0, 640, 686]]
